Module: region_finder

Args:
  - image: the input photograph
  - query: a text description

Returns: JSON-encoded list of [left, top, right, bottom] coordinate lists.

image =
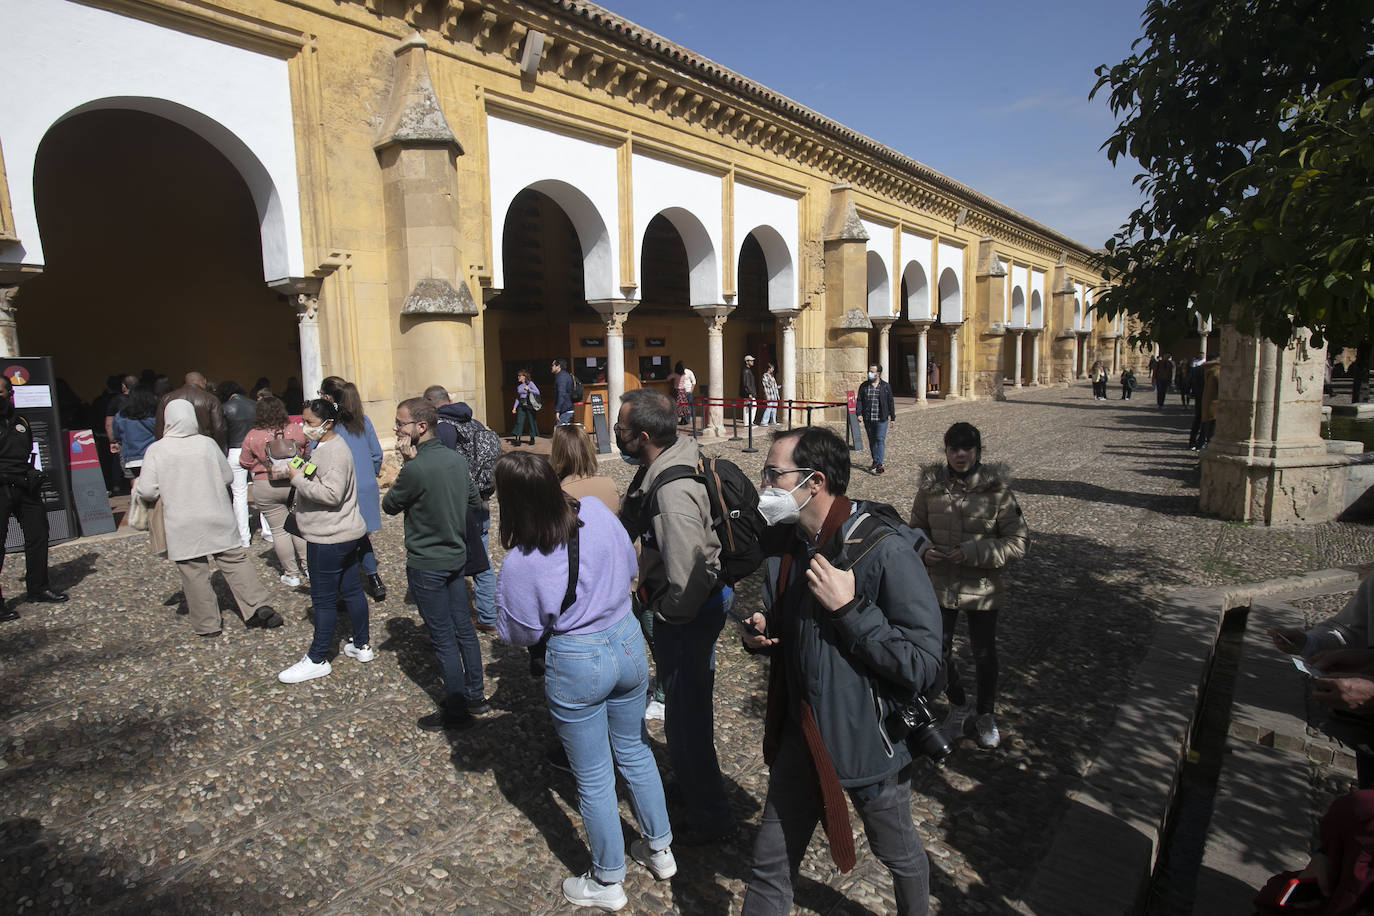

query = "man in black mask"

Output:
[[0, 374, 68, 619]]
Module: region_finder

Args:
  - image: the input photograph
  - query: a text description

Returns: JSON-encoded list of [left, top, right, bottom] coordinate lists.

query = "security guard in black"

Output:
[[0, 374, 67, 611]]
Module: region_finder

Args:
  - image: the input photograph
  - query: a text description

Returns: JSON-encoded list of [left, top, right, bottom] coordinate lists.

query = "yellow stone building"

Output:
[[0, 0, 1135, 437]]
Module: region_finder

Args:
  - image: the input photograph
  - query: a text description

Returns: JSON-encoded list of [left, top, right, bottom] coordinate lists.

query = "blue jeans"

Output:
[[654, 584, 734, 832], [306, 539, 370, 663], [407, 566, 484, 704], [558, 409, 575, 425], [547, 612, 672, 882], [865, 419, 889, 466], [472, 510, 497, 627], [760, 404, 777, 425]]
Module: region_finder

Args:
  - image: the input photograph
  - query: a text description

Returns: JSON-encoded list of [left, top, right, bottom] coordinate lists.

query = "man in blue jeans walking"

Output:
[[551, 358, 576, 426], [383, 397, 489, 732], [618, 388, 736, 845], [856, 363, 896, 475]]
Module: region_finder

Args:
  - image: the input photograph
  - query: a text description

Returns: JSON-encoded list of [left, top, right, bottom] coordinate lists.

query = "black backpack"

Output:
[[570, 375, 585, 403], [627, 455, 764, 585]]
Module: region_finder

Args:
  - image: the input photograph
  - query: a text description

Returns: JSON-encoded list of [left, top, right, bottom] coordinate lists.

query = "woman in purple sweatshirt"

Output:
[[494, 452, 675, 911]]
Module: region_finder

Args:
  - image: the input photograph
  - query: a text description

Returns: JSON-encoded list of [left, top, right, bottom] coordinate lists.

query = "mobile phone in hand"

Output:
[[1292, 656, 1325, 678]]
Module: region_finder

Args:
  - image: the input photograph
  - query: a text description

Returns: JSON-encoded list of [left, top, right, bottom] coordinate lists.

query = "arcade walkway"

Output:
[[2, 384, 1369, 913]]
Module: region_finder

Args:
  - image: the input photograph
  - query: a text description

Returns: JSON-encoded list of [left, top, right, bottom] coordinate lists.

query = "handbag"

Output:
[[128, 495, 150, 530], [266, 430, 298, 481], [147, 497, 167, 557], [527, 389, 543, 411]]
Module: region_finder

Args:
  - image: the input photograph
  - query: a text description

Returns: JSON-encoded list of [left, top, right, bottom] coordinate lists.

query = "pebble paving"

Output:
[[2, 382, 1371, 914]]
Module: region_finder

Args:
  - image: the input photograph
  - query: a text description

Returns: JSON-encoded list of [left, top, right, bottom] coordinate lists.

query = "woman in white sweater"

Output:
[[134, 399, 278, 636], [277, 398, 372, 684]]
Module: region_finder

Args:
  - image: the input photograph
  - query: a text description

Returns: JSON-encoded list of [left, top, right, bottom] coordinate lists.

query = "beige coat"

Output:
[[134, 400, 239, 562], [909, 461, 1029, 611]]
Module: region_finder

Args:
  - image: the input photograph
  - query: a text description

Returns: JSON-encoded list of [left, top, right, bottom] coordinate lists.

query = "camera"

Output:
[[889, 695, 953, 766]]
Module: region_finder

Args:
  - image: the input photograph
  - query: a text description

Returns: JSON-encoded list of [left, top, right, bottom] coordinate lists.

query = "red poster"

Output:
[[67, 429, 100, 470], [846, 390, 857, 413]]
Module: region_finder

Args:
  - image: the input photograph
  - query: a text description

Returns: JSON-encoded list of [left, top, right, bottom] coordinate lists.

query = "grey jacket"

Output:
[[759, 501, 943, 786], [910, 461, 1029, 611], [625, 436, 722, 624]]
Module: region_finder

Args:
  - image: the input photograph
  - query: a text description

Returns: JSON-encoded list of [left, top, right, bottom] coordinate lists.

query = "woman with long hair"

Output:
[[549, 425, 618, 512], [277, 398, 372, 683], [111, 386, 158, 481], [510, 367, 540, 446], [239, 395, 309, 586], [319, 376, 386, 600], [494, 452, 675, 909]]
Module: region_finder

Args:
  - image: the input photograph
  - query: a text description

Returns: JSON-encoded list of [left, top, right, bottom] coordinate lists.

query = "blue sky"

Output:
[[598, 0, 1149, 249]]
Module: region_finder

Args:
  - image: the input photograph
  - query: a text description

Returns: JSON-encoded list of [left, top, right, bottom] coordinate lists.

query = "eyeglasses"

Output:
[[394, 419, 418, 431], [612, 424, 633, 435], [761, 466, 813, 485]]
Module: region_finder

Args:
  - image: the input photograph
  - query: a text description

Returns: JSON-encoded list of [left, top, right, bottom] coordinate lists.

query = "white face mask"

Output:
[[867, 372, 877, 381], [757, 472, 815, 527], [302, 421, 328, 442]]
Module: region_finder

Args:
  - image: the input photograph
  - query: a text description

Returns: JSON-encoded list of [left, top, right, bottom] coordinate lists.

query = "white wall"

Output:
[[0, 0, 304, 282], [861, 218, 894, 317], [1010, 264, 1028, 327], [899, 230, 933, 320], [487, 115, 620, 300], [936, 241, 964, 322], [733, 182, 798, 311], [631, 153, 721, 306], [1030, 269, 1046, 328]]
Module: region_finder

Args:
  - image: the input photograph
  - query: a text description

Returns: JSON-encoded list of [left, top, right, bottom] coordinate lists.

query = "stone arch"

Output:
[[866, 251, 890, 317], [643, 206, 718, 306], [937, 267, 962, 323], [1010, 286, 1026, 327], [517, 179, 614, 302], [1030, 290, 1043, 328], [48, 96, 294, 281], [738, 225, 794, 312], [901, 261, 930, 320]]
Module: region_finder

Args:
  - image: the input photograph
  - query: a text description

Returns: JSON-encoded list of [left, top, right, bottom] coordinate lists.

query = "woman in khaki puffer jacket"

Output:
[[910, 422, 1028, 750]]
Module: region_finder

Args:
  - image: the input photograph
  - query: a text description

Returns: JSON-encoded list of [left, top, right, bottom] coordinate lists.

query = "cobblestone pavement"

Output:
[[3, 382, 1371, 914]]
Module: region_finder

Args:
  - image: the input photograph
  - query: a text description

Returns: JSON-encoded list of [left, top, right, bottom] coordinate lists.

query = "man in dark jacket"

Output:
[[0, 375, 68, 616], [856, 363, 896, 474], [740, 354, 759, 425], [739, 426, 941, 915], [155, 371, 226, 448], [383, 397, 487, 732], [551, 359, 575, 425]]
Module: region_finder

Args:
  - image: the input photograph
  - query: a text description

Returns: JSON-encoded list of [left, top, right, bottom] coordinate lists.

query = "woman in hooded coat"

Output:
[[134, 399, 280, 637]]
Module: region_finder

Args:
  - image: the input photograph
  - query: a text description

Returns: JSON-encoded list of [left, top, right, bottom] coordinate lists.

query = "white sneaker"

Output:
[[630, 838, 677, 880], [343, 639, 375, 663], [280, 573, 301, 588], [278, 655, 331, 684], [562, 873, 626, 911], [644, 699, 665, 721], [970, 712, 1001, 749]]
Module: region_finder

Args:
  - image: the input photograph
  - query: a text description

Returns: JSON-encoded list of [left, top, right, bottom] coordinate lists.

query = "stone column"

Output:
[[0, 286, 21, 358], [1200, 334, 1209, 361], [1012, 330, 1024, 388], [947, 324, 961, 398], [1112, 336, 1122, 374], [872, 317, 896, 381], [694, 305, 734, 433], [294, 292, 323, 400], [914, 320, 931, 402], [1200, 325, 1345, 524], [590, 299, 640, 415], [776, 309, 800, 425], [1029, 331, 1041, 385]]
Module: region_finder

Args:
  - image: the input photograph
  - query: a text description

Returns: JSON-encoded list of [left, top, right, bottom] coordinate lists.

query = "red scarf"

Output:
[[762, 495, 857, 872]]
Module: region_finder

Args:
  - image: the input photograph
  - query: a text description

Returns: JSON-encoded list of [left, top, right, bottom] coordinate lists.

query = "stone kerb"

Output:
[[1015, 569, 1361, 916]]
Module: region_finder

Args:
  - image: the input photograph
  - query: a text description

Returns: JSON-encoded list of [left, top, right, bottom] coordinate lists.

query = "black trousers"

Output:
[[0, 482, 50, 595]]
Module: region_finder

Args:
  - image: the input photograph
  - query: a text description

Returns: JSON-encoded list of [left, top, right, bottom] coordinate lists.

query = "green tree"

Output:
[[1091, 0, 1374, 349]]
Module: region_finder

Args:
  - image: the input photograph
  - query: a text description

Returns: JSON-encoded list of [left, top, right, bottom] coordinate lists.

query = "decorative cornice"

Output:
[[73, 0, 308, 58]]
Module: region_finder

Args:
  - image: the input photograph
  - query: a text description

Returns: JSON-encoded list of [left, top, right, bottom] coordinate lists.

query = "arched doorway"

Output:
[[736, 232, 778, 424], [20, 108, 297, 406], [891, 262, 929, 395], [484, 187, 605, 435], [634, 212, 703, 407]]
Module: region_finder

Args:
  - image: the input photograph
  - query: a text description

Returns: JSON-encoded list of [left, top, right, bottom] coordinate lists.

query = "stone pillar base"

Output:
[[1200, 450, 1349, 525]]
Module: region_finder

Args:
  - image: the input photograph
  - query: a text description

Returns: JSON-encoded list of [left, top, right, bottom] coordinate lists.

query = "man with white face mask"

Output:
[[739, 427, 942, 915]]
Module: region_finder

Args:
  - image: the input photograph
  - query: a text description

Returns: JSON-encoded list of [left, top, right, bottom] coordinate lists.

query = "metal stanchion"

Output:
[[729, 401, 742, 441], [691, 399, 700, 437], [743, 416, 757, 453], [805, 406, 814, 428]]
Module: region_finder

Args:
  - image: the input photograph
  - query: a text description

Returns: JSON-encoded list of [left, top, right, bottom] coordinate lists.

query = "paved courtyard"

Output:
[[3, 382, 1371, 914]]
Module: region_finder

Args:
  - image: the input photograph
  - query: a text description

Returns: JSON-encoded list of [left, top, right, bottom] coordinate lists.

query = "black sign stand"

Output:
[[2, 356, 77, 552], [589, 393, 611, 454]]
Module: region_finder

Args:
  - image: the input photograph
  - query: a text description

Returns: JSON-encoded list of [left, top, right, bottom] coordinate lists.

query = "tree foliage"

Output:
[[1091, 0, 1374, 348]]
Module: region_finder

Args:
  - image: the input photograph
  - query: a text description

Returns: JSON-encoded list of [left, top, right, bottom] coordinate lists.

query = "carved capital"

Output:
[[0, 285, 20, 321], [588, 298, 638, 333], [294, 293, 320, 322], [692, 304, 734, 334], [773, 308, 801, 334]]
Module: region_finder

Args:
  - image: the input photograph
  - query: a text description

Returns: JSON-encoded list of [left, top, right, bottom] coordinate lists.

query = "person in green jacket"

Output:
[[382, 397, 488, 732]]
